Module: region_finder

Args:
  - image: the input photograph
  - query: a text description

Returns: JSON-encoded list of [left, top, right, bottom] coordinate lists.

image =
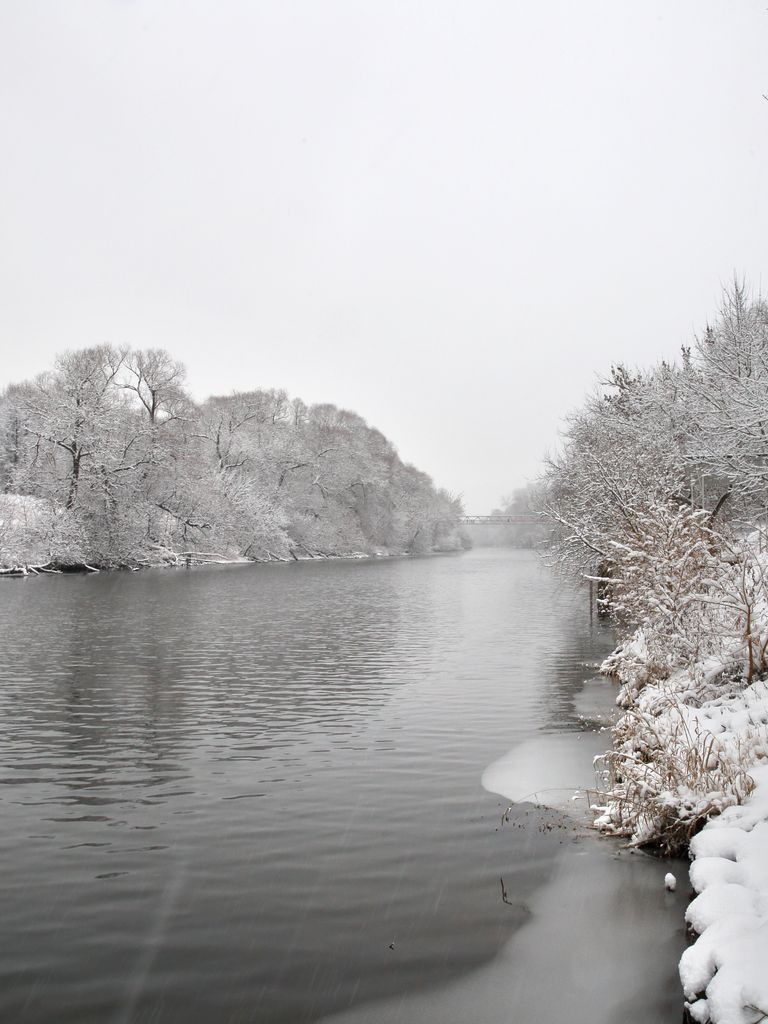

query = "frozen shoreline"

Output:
[[320, 832, 688, 1024], [320, 667, 688, 1024]]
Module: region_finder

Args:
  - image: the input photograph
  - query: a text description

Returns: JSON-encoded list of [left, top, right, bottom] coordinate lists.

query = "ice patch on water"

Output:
[[481, 732, 608, 813], [319, 674, 687, 1024], [319, 837, 687, 1024]]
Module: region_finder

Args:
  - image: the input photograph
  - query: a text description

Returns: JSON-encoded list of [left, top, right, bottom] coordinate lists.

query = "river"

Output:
[[0, 548, 688, 1023]]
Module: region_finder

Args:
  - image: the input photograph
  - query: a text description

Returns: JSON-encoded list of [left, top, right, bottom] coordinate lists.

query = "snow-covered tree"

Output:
[[0, 347, 462, 567]]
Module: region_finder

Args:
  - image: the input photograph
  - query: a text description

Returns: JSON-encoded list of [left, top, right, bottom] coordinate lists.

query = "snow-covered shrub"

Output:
[[588, 512, 768, 852], [603, 504, 728, 687], [0, 493, 84, 570], [600, 629, 653, 697], [593, 677, 757, 854]]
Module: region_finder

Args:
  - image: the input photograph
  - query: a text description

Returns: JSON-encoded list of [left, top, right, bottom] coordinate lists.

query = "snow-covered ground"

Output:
[[680, 765, 768, 1024]]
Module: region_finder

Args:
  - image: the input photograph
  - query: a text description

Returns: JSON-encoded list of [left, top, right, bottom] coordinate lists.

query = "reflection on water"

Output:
[[1, 550, 627, 1022]]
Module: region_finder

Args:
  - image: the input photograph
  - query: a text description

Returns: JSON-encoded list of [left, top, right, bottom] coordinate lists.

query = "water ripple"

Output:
[[0, 550, 613, 1023]]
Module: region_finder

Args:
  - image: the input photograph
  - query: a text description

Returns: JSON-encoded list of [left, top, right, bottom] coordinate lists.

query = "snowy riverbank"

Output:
[[532, 287, 768, 1023], [0, 492, 445, 578], [0, 547, 449, 578], [593, 635, 768, 1024], [485, 625, 768, 1023], [681, 764, 768, 1024]]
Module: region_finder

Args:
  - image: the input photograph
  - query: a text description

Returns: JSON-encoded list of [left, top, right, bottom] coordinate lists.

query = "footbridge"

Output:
[[459, 514, 541, 526]]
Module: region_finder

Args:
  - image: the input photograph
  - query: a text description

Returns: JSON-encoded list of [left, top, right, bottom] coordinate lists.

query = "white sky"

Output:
[[1, 1, 767, 511]]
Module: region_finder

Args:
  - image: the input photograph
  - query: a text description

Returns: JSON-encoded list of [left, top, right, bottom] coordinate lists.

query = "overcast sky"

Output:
[[1, 1, 767, 511]]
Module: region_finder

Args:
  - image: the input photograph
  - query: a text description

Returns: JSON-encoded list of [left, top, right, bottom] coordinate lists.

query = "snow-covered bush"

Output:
[[0, 493, 84, 570], [593, 672, 758, 854], [603, 504, 727, 684], [592, 527, 768, 852]]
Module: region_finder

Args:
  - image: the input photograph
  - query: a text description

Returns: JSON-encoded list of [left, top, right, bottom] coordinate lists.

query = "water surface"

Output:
[[0, 549, 684, 1022]]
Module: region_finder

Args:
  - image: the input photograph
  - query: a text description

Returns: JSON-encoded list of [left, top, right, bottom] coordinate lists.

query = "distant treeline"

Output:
[[0, 347, 464, 570]]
